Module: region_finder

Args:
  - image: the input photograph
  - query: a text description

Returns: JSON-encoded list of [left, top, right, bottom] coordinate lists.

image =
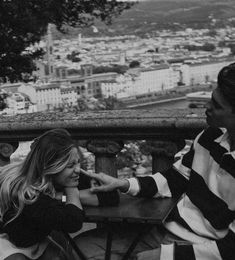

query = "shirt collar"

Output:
[[215, 128, 235, 154]]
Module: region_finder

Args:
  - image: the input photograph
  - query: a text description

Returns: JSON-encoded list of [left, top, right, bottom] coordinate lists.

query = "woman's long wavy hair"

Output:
[[0, 128, 76, 224]]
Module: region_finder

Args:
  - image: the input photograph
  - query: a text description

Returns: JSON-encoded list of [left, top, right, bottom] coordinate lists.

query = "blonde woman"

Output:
[[0, 128, 113, 260]]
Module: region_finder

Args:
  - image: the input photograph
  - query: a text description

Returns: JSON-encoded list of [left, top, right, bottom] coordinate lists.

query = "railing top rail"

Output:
[[0, 108, 207, 141]]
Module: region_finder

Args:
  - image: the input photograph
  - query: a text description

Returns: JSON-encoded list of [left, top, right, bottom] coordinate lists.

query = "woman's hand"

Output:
[[80, 169, 130, 193], [54, 191, 64, 201]]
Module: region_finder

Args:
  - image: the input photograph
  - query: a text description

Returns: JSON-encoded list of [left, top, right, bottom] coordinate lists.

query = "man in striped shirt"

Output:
[[77, 63, 235, 260]]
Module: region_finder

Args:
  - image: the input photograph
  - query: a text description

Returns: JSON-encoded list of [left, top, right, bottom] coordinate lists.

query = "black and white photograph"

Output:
[[0, 0, 235, 259]]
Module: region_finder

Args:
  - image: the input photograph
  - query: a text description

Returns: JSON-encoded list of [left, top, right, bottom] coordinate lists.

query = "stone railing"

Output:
[[0, 108, 207, 175]]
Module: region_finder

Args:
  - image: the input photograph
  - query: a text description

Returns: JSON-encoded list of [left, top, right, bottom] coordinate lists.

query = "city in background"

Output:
[[1, 0, 235, 176]]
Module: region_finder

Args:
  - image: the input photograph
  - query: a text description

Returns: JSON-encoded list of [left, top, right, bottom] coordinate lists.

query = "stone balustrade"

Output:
[[0, 108, 207, 174]]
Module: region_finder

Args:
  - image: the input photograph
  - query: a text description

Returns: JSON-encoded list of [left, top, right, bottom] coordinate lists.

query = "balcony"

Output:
[[0, 108, 206, 175]]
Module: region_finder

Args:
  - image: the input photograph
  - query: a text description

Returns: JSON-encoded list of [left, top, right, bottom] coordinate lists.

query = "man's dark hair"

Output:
[[217, 62, 235, 109]]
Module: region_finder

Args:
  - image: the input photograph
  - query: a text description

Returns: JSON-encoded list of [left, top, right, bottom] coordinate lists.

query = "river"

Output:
[[129, 98, 190, 110]]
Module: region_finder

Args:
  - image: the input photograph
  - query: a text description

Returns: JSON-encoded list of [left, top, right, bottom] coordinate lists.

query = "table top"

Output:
[[84, 194, 179, 225]]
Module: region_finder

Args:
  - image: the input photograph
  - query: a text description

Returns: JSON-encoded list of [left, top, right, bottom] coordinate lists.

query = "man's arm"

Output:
[[80, 166, 187, 199], [79, 137, 196, 199], [216, 227, 235, 260], [80, 169, 130, 193], [79, 169, 170, 198], [160, 224, 235, 260]]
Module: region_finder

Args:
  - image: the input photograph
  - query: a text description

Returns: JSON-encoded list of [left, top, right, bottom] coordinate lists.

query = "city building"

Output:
[[181, 59, 233, 86], [4, 92, 37, 115], [61, 86, 77, 106], [35, 83, 61, 111], [101, 64, 177, 100]]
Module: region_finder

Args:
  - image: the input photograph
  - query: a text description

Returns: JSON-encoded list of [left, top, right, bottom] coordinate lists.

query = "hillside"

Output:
[[53, 0, 235, 39]]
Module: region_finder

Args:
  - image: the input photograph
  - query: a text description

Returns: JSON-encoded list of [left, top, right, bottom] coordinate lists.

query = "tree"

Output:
[[183, 43, 215, 52], [66, 51, 81, 62], [206, 29, 217, 37], [0, 0, 134, 83], [202, 42, 215, 52], [0, 92, 8, 111], [228, 44, 235, 55], [93, 65, 128, 74], [129, 60, 140, 68]]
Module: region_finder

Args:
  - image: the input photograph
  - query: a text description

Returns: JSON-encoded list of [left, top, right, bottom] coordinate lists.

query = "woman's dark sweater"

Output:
[[2, 194, 84, 248]]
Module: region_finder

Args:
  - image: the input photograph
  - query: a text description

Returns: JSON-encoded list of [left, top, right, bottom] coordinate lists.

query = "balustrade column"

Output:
[[140, 140, 185, 173], [86, 140, 124, 177], [0, 142, 19, 166]]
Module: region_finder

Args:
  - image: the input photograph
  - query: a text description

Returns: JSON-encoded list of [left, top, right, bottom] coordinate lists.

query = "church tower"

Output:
[[45, 23, 54, 79]]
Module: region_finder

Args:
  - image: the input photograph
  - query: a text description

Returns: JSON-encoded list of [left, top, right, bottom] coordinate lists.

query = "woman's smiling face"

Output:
[[53, 147, 81, 188]]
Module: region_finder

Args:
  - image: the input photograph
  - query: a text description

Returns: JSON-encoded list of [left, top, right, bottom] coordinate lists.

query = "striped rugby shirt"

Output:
[[126, 127, 235, 260]]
